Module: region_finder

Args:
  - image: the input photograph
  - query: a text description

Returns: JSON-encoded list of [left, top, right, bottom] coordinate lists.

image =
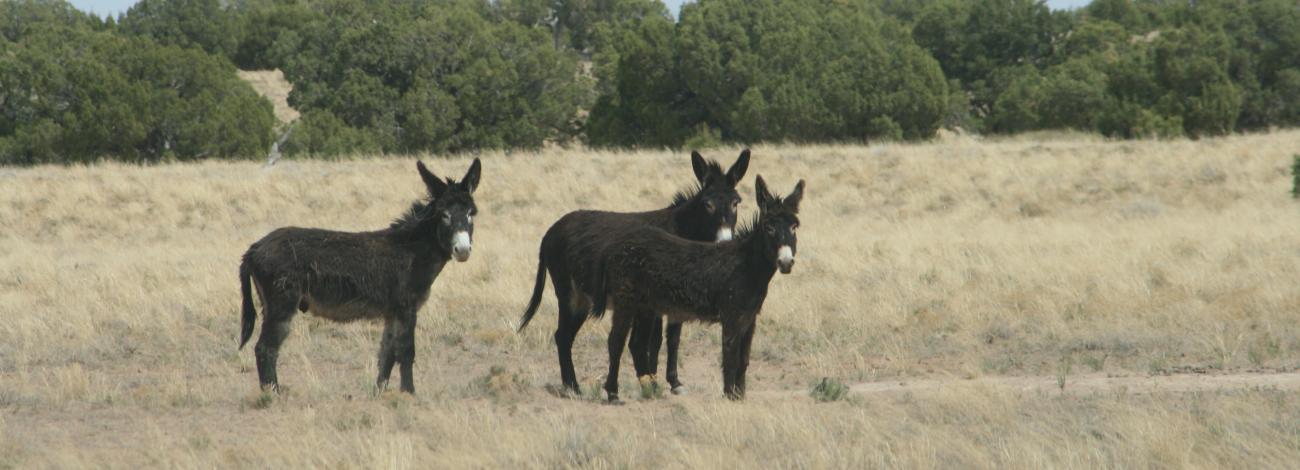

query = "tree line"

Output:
[[2, 0, 1298, 164]]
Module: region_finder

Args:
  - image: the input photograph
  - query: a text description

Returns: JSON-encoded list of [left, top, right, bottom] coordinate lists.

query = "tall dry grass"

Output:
[[2, 131, 1299, 467]]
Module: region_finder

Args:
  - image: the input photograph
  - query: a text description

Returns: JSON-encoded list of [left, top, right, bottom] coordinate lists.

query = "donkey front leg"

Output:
[[376, 314, 418, 394], [664, 321, 686, 394], [395, 313, 418, 394], [720, 318, 755, 401], [734, 320, 756, 397], [604, 311, 634, 404]]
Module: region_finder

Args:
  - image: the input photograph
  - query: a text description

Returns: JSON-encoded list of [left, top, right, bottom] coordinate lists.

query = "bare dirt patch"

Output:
[[238, 69, 299, 123]]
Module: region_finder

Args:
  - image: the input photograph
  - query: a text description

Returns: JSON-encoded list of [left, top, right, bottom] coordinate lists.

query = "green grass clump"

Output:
[[810, 378, 850, 403]]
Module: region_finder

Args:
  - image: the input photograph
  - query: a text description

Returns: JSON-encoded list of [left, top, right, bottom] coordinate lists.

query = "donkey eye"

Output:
[[441, 212, 451, 223], [731, 200, 739, 208], [705, 201, 716, 212]]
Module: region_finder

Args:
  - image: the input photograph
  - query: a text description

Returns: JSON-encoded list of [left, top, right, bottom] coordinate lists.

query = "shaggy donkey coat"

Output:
[[591, 176, 804, 402], [517, 150, 750, 395], [238, 159, 481, 394]]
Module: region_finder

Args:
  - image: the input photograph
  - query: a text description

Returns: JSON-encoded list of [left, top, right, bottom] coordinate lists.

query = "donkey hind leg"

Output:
[[627, 314, 660, 381], [553, 277, 588, 396], [664, 321, 687, 394], [254, 297, 297, 392], [603, 310, 634, 404], [376, 314, 418, 394]]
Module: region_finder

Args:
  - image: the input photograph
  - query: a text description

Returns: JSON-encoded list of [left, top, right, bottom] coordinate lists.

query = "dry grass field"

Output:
[[3, 131, 1300, 467]]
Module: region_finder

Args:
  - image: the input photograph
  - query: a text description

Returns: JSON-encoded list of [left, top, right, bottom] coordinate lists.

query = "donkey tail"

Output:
[[517, 251, 548, 332], [238, 257, 257, 349]]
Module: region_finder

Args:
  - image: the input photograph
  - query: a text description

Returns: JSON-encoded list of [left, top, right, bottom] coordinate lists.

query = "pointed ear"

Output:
[[460, 158, 481, 194], [417, 161, 448, 198], [754, 175, 773, 208], [691, 150, 708, 184], [785, 179, 805, 213], [726, 149, 750, 187]]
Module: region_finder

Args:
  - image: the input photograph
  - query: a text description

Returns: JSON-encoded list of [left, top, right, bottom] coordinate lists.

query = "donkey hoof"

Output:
[[671, 385, 688, 396], [606, 396, 625, 406]]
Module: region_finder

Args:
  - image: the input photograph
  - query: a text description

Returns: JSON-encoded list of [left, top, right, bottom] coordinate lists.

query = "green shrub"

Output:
[[1290, 155, 1300, 199], [0, 3, 275, 165], [810, 378, 850, 403], [683, 124, 723, 150], [272, 0, 586, 156], [867, 116, 904, 142]]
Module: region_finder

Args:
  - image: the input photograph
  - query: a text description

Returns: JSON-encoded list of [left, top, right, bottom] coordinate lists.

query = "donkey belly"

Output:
[[661, 310, 719, 325], [302, 296, 384, 322], [647, 299, 719, 324]]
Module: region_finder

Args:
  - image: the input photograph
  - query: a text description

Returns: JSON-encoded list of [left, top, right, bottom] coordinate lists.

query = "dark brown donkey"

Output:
[[591, 175, 804, 402], [238, 159, 481, 394], [516, 150, 750, 395]]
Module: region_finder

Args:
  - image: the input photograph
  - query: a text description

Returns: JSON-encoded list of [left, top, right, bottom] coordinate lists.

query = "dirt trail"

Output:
[[757, 371, 1300, 398]]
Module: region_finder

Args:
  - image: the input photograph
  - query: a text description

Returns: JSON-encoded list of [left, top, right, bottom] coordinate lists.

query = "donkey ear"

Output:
[[785, 180, 805, 213], [726, 149, 750, 187], [691, 150, 709, 184], [417, 161, 449, 198], [754, 175, 773, 207], [461, 158, 481, 194]]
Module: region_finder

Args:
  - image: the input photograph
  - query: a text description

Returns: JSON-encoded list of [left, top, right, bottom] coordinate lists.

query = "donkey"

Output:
[[237, 159, 481, 394], [516, 150, 751, 396], [591, 175, 804, 402]]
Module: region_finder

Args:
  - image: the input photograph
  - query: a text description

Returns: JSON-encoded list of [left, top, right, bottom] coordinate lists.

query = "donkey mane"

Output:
[[388, 175, 466, 233], [668, 159, 723, 208], [668, 184, 702, 208], [389, 199, 435, 231], [733, 213, 761, 240]]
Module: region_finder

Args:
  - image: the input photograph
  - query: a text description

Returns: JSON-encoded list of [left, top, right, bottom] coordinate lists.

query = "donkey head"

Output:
[[754, 175, 804, 274], [417, 158, 481, 262], [688, 149, 750, 242]]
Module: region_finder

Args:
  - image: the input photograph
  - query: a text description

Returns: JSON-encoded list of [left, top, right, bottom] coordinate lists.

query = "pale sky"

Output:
[[68, 0, 138, 17], [71, 0, 1099, 19]]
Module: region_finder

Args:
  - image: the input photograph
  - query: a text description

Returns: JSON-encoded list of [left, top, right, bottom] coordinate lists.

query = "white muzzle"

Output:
[[716, 227, 734, 242], [452, 231, 472, 262], [776, 245, 794, 273]]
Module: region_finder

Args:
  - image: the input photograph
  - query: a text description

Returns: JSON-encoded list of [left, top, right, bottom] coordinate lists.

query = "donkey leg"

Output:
[[734, 321, 757, 399], [720, 318, 750, 401], [604, 311, 634, 404], [665, 321, 686, 394], [395, 313, 418, 394], [645, 316, 665, 377], [627, 314, 656, 380], [376, 317, 399, 391], [254, 299, 296, 392], [553, 279, 588, 395]]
